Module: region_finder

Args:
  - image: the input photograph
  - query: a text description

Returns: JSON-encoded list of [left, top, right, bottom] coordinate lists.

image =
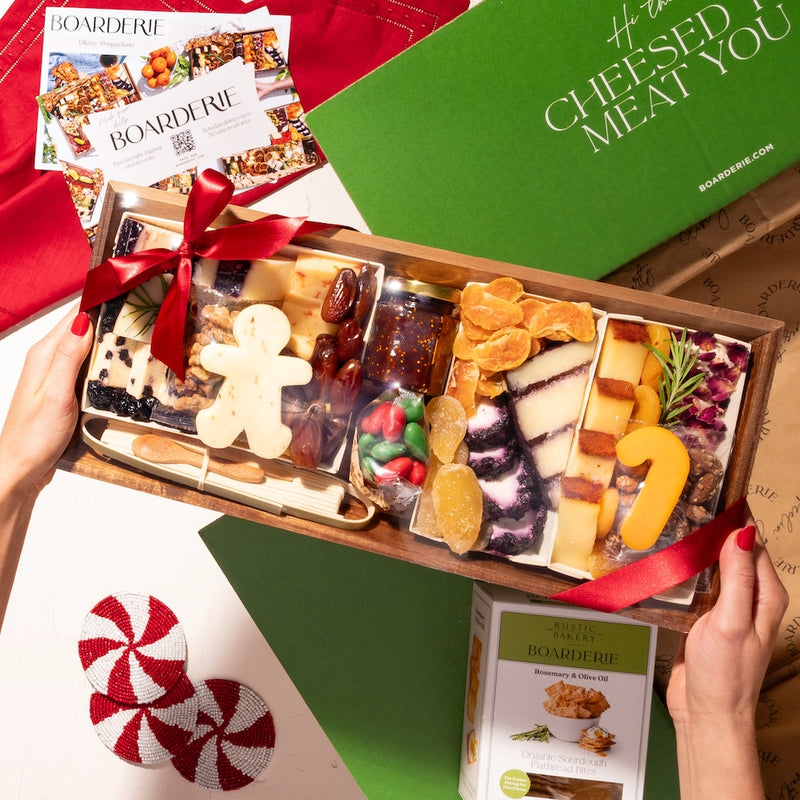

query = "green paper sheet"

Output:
[[307, 0, 800, 281], [200, 517, 679, 798]]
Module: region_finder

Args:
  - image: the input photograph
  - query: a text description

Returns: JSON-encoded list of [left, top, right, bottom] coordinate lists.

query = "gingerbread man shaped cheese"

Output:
[[195, 304, 312, 459]]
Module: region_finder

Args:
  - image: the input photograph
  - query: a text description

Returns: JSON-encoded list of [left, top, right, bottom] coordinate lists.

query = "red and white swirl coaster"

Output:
[[89, 672, 198, 764], [172, 679, 276, 791], [78, 592, 187, 705]]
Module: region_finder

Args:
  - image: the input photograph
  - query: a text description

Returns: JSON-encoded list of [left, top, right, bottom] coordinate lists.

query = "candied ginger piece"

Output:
[[426, 394, 468, 463], [432, 463, 483, 554]]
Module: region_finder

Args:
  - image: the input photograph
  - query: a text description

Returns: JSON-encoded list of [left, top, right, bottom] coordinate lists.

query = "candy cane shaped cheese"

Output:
[[615, 426, 690, 551], [196, 304, 312, 460]]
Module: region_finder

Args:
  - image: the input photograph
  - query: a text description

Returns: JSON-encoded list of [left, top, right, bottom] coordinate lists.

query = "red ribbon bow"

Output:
[[80, 169, 326, 380]]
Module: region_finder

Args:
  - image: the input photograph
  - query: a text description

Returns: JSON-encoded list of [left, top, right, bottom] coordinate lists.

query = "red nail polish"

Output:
[[70, 312, 90, 336], [736, 525, 756, 551]]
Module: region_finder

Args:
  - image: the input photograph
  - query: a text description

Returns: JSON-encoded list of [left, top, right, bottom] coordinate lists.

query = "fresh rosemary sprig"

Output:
[[644, 328, 705, 426], [117, 275, 170, 338], [510, 724, 551, 743]]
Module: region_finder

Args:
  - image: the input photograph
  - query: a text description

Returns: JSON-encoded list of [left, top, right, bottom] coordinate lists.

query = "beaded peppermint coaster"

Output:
[[172, 679, 276, 791], [78, 592, 187, 705], [89, 672, 198, 764]]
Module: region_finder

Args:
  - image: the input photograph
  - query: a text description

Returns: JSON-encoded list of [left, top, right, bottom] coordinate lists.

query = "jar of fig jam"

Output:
[[363, 277, 460, 396]]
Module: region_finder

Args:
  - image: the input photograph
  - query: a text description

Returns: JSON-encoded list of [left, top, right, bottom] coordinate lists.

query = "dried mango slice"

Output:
[[460, 283, 524, 331], [426, 394, 468, 463], [485, 276, 525, 302], [472, 327, 531, 372], [432, 463, 483, 554], [447, 358, 481, 417]]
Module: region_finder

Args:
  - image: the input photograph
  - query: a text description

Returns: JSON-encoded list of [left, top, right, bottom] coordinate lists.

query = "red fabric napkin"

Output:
[[0, 0, 468, 333]]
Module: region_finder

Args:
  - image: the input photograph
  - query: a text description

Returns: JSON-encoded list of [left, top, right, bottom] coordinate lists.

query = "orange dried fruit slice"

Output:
[[476, 370, 506, 398], [426, 394, 468, 463], [485, 276, 525, 302], [447, 359, 481, 417], [458, 314, 494, 342], [452, 326, 479, 360], [528, 300, 595, 342], [518, 297, 548, 328], [472, 326, 531, 372], [460, 283, 524, 331], [432, 463, 483, 554]]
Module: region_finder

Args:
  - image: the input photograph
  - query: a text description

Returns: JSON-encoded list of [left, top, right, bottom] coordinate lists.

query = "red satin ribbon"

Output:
[[549, 495, 749, 614], [80, 169, 326, 379]]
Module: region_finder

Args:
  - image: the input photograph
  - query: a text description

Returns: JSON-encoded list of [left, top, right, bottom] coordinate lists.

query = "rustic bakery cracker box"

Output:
[[61, 179, 783, 632], [458, 583, 657, 800]]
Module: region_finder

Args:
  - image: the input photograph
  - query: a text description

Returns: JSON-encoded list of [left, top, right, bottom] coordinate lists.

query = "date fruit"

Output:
[[352, 264, 378, 326], [335, 317, 364, 361], [329, 358, 363, 416], [306, 334, 339, 402], [290, 401, 325, 469], [321, 267, 357, 323]]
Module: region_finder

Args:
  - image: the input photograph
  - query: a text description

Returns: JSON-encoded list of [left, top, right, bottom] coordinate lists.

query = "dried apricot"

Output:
[[646, 323, 671, 355], [472, 326, 531, 372], [485, 276, 525, 302], [432, 463, 483, 554], [596, 487, 620, 538], [460, 283, 523, 331], [640, 351, 664, 392], [629, 383, 661, 427], [426, 394, 467, 463], [447, 359, 481, 416]]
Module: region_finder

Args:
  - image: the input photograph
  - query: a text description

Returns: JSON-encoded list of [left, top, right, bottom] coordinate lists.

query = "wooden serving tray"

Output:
[[58, 183, 784, 632]]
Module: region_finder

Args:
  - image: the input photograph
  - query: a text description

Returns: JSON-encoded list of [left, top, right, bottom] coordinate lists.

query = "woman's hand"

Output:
[[667, 525, 789, 799], [0, 308, 93, 498]]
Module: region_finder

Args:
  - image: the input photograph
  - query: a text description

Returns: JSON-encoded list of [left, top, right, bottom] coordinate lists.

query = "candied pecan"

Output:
[[688, 472, 719, 506], [687, 448, 723, 481]]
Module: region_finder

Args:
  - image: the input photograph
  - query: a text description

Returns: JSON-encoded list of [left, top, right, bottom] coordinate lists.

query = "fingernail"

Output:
[[736, 525, 756, 551], [70, 312, 91, 336]]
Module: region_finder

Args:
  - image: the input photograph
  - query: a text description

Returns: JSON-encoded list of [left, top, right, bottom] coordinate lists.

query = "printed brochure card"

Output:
[[36, 7, 284, 170], [37, 7, 321, 236], [87, 59, 268, 187], [460, 583, 656, 800]]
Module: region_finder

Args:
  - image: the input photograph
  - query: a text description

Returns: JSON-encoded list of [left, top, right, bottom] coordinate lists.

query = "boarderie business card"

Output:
[[87, 59, 268, 186]]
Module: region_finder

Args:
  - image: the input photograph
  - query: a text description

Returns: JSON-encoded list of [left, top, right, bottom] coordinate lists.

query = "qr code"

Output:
[[171, 130, 196, 156]]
